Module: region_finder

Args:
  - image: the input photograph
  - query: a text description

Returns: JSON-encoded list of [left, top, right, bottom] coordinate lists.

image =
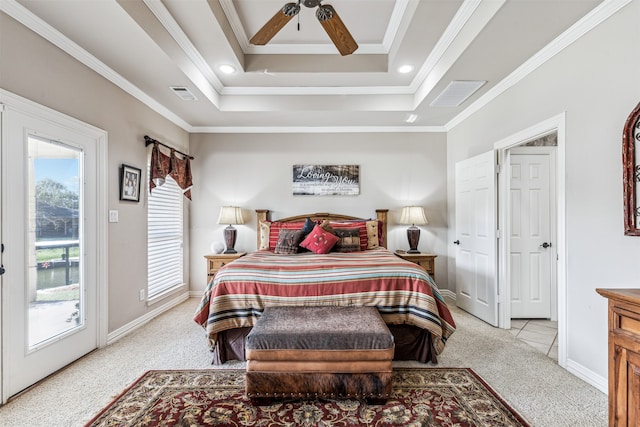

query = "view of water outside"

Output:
[[29, 137, 82, 346], [33, 156, 80, 293]]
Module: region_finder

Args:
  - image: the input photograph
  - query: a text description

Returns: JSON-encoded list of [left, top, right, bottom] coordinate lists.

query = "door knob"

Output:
[[453, 240, 460, 245], [540, 242, 552, 249]]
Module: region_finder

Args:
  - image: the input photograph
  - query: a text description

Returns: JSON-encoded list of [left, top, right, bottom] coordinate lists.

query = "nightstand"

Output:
[[394, 250, 436, 277], [204, 252, 246, 283]]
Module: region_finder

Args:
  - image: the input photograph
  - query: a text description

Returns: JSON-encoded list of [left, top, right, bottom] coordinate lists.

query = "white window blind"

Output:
[[147, 175, 183, 299]]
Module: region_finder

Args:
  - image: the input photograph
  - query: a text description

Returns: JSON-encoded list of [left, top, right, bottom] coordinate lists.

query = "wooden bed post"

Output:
[[376, 209, 389, 249], [255, 209, 269, 250], [376, 209, 388, 249]]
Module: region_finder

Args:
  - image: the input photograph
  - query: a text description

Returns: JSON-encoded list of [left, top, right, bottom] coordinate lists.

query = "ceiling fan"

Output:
[[249, 0, 358, 56]]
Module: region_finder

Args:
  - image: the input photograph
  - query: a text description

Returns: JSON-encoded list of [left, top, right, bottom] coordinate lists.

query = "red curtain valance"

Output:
[[149, 142, 193, 200]]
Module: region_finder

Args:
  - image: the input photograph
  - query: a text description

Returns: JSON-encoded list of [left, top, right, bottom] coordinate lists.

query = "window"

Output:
[[147, 175, 183, 300]]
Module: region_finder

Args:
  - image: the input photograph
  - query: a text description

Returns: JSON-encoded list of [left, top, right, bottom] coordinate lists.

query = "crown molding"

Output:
[[143, 0, 224, 104], [190, 125, 446, 134], [0, 0, 192, 131], [221, 85, 415, 96], [445, 0, 633, 131], [412, 0, 505, 107], [409, 0, 483, 97]]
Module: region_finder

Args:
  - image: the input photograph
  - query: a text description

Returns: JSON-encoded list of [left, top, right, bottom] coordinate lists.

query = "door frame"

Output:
[[0, 89, 108, 403], [494, 112, 567, 367]]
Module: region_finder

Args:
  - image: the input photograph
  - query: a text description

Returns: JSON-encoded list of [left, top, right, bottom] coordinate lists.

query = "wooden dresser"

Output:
[[596, 288, 640, 426]]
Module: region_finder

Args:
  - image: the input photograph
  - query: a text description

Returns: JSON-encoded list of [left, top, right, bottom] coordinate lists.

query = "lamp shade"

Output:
[[217, 206, 245, 225], [399, 206, 428, 226]]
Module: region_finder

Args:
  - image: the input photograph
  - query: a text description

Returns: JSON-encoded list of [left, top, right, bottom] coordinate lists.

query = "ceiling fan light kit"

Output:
[[250, 0, 358, 56]]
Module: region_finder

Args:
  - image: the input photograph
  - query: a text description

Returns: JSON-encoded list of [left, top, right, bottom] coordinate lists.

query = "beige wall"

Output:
[[446, 1, 640, 383], [0, 13, 190, 332], [189, 132, 449, 290]]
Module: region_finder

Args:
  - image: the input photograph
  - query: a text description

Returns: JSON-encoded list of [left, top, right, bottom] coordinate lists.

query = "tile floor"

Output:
[[510, 318, 558, 361]]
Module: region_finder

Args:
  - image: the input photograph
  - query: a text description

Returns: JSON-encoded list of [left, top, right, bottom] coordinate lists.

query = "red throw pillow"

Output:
[[299, 224, 339, 254]]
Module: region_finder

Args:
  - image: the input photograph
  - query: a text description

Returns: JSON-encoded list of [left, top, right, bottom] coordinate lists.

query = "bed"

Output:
[[194, 209, 456, 365]]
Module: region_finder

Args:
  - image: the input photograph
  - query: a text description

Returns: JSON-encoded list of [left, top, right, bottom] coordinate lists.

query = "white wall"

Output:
[[189, 132, 448, 290], [446, 1, 640, 385]]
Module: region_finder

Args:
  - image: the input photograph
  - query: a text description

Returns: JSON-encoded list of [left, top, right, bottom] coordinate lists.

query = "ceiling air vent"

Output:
[[170, 86, 197, 101], [430, 80, 486, 107]]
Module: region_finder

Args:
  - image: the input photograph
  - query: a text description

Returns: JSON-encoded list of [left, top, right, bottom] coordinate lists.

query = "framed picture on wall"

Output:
[[292, 165, 360, 196], [119, 164, 141, 202]]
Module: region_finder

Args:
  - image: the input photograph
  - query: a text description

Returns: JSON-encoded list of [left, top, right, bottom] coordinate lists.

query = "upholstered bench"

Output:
[[245, 305, 394, 404]]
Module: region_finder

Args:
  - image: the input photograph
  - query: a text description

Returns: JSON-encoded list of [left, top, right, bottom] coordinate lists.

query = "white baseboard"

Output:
[[440, 289, 456, 300], [433, 288, 607, 394], [189, 290, 204, 298], [565, 358, 608, 395], [106, 292, 190, 345]]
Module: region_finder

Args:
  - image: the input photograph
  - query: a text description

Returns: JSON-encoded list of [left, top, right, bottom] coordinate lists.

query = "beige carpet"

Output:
[[0, 297, 607, 426]]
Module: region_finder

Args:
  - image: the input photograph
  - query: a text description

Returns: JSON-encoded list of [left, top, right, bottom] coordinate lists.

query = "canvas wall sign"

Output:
[[292, 165, 360, 196]]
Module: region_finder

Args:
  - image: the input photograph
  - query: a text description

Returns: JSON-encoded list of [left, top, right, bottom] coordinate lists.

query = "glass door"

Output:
[[2, 97, 101, 401], [28, 136, 84, 348]]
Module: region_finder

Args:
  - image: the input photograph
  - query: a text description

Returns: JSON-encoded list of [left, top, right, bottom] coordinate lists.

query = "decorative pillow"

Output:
[[329, 221, 368, 251], [301, 217, 316, 237], [333, 227, 361, 252], [275, 229, 304, 254], [319, 219, 335, 234], [258, 221, 271, 250], [265, 221, 306, 251], [299, 224, 339, 254], [366, 220, 380, 249]]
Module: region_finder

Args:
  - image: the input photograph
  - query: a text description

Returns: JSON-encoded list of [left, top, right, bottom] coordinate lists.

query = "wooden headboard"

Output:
[[256, 209, 388, 249]]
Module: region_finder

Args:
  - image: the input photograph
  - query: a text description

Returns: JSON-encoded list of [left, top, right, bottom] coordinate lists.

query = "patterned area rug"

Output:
[[86, 368, 529, 427]]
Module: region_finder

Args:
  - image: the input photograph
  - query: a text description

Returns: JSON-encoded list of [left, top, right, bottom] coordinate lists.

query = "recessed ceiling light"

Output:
[[398, 65, 413, 74], [218, 64, 236, 74]]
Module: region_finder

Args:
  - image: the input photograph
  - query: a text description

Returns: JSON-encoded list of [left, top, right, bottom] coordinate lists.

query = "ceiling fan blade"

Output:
[[316, 5, 358, 56], [250, 3, 300, 46]]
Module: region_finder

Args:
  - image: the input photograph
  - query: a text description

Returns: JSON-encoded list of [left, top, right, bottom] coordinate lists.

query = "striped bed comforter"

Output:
[[193, 248, 456, 354]]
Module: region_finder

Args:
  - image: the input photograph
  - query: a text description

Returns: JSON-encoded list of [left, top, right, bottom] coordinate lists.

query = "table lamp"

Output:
[[399, 206, 428, 253], [217, 206, 244, 254]]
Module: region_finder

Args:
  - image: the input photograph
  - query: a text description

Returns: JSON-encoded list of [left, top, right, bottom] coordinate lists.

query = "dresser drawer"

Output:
[[208, 258, 229, 271], [614, 305, 640, 338], [415, 259, 435, 276]]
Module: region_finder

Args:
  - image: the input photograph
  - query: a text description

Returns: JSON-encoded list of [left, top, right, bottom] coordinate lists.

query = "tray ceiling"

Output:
[[3, 0, 615, 132]]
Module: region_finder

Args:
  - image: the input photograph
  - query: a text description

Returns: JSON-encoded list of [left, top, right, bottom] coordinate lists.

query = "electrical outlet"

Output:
[[109, 210, 119, 223], [139, 289, 145, 301]]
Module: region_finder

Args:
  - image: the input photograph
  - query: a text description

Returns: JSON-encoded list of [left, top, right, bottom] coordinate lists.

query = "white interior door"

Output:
[[509, 147, 556, 318], [1, 94, 103, 401], [455, 151, 498, 326]]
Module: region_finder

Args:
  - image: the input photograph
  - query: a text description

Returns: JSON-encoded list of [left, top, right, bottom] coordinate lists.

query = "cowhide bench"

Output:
[[245, 305, 394, 405]]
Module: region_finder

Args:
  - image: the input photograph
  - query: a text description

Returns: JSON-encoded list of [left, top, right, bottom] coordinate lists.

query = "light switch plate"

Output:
[[109, 210, 119, 223]]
